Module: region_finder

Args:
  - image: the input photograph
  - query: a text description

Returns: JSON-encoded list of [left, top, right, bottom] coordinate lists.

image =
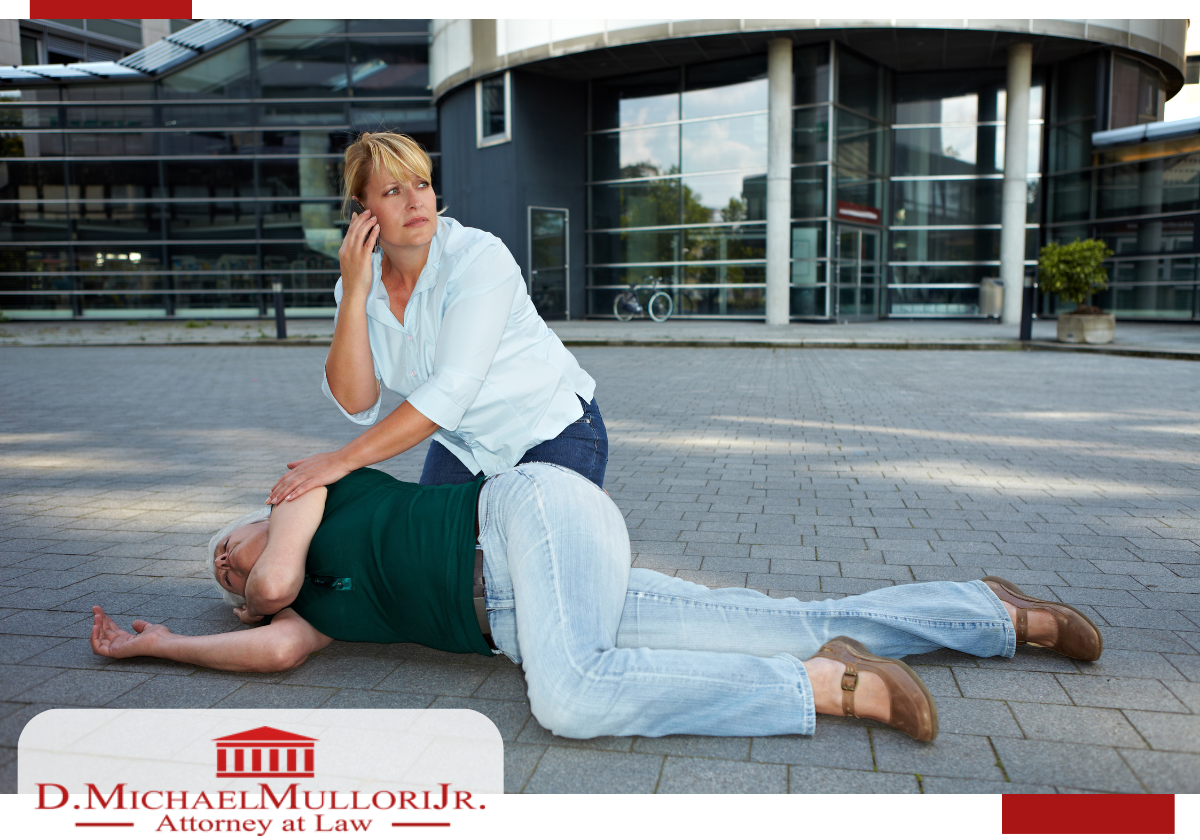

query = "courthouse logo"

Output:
[[214, 727, 317, 780]]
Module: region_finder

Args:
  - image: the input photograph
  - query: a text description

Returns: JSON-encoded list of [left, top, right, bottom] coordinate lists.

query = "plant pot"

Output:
[[1056, 312, 1115, 345]]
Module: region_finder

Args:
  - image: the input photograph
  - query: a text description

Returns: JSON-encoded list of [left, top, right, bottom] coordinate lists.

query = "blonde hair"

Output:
[[342, 132, 442, 218], [205, 507, 271, 608]]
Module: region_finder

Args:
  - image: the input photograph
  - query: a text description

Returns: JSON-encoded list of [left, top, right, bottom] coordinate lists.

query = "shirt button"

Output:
[[411, 370, 416, 376], [407, 335, 413, 341]]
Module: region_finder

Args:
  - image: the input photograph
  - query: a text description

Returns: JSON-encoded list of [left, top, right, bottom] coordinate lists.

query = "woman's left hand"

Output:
[[267, 451, 351, 505]]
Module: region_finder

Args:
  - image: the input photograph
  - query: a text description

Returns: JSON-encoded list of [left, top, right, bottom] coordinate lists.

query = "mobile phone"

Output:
[[349, 197, 366, 216]]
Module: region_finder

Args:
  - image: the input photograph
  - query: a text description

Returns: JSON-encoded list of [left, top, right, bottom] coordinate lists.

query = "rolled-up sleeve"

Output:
[[321, 278, 383, 425], [405, 241, 519, 431]]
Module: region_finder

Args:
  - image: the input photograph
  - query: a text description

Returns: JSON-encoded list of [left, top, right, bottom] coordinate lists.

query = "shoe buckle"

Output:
[[841, 665, 859, 692]]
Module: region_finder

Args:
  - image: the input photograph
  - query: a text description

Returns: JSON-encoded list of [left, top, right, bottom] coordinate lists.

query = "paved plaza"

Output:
[[1, 341, 1199, 793]]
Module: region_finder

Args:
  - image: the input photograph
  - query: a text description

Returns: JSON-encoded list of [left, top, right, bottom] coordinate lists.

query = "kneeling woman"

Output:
[[91, 464, 1103, 742]]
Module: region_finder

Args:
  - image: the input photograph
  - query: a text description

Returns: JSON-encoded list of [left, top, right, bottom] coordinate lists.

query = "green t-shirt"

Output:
[[289, 468, 492, 656]]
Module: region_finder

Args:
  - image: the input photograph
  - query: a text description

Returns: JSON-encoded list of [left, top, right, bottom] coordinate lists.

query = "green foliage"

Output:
[[1037, 239, 1114, 308], [0, 310, 9, 323]]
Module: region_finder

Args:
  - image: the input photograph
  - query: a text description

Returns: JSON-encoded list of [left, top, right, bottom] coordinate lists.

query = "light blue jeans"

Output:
[[477, 463, 1016, 739]]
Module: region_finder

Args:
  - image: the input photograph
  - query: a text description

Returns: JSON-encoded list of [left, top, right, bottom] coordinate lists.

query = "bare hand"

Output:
[[339, 200, 380, 296], [233, 605, 265, 625], [90, 606, 170, 659], [266, 451, 350, 505]]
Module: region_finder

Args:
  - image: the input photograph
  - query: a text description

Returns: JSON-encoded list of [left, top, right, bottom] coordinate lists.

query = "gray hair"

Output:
[[205, 507, 272, 608]]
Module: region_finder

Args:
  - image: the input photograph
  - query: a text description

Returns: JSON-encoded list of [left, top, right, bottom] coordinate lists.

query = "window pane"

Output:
[[836, 167, 883, 210], [261, 199, 341, 238], [837, 50, 884, 120], [256, 37, 348, 99], [260, 157, 341, 198], [1111, 56, 1165, 129], [590, 178, 679, 229], [682, 225, 766, 262], [896, 70, 1008, 124], [793, 106, 829, 163], [348, 37, 429, 97], [67, 131, 155, 157], [349, 104, 435, 135], [683, 55, 767, 120], [1046, 171, 1091, 223], [1090, 217, 1194, 256], [160, 130, 256, 156], [0, 247, 69, 272], [64, 84, 153, 102], [592, 68, 679, 130], [260, 130, 352, 156], [480, 75, 506, 138], [87, 19, 142, 42], [795, 43, 830, 105], [162, 43, 253, 98], [896, 123, 1051, 177], [160, 103, 253, 128], [892, 178, 1039, 226], [1053, 54, 1097, 123], [259, 102, 348, 127], [165, 161, 255, 195], [791, 164, 828, 219], [167, 201, 259, 239], [349, 19, 429, 34], [888, 283, 982, 316], [891, 228, 1037, 262], [681, 114, 766, 173], [590, 229, 679, 264], [681, 172, 766, 223], [836, 108, 886, 174], [63, 105, 153, 130], [590, 124, 679, 181], [1049, 119, 1091, 173], [1096, 155, 1200, 217]]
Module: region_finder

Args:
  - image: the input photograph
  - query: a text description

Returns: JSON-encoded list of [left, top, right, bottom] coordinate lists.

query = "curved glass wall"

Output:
[[1044, 52, 1199, 320], [889, 69, 1043, 316], [0, 19, 434, 319]]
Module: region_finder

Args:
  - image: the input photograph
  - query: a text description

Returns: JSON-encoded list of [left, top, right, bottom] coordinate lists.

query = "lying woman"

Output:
[[91, 464, 1103, 742]]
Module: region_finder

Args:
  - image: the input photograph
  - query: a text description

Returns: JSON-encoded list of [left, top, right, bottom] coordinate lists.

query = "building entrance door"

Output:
[[835, 226, 880, 321], [528, 207, 569, 320]]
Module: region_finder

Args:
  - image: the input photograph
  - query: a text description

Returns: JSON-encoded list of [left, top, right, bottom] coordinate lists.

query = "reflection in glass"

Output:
[[794, 44, 830, 105], [1046, 171, 1091, 224], [793, 106, 829, 163], [836, 167, 882, 210], [592, 68, 679, 130], [347, 38, 429, 97], [892, 178, 1040, 226], [1096, 155, 1199, 218], [683, 56, 767, 120], [1111, 55, 1165, 129], [682, 225, 766, 262], [681, 115, 767, 173], [835, 108, 886, 174], [894, 123, 1041, 176], [256, 37, 349, 99], [837, 50, 885, 120], [1049, 119, 1091, 173], [590, 125, 679, 181], [888, 284, 981, 316], [792, 165, 828, 219], [590, 178, 680, 229], [590, 230, 679, 264], [1090, 217, 1194, 256], [1052, 54, 1096, 123], [891, 228, 1037, 262], [161, 43, 253, 98], [681, 172, 766, 224], [791, 283, 827, 317]]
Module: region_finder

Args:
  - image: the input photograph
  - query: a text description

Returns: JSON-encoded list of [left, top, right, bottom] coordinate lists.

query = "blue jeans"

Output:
[[420, 395, 607, 488], [477, 463, 1016, 739]]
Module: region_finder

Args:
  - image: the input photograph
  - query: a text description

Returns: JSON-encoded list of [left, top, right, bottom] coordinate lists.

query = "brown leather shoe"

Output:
[[982, 576, 1103, 662], [813, 636, 938, 742]]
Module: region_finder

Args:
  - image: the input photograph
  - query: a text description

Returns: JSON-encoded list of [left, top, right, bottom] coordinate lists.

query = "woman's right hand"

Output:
[[338, 200, 380, 297]]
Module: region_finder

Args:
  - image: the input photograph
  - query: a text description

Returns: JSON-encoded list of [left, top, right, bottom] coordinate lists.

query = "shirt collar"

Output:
[[365, 217, 448, 330]]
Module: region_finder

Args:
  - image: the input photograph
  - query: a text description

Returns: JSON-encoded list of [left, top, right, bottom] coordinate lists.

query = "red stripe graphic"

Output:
[[29, 1, 192, 17], [1003, 794, 1175, 835]]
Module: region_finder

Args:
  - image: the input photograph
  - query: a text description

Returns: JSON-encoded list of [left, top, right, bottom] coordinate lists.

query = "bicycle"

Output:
[[613, 276, 674, 322]]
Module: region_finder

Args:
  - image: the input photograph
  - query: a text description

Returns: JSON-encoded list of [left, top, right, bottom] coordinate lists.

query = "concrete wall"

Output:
[[439, 71, 588, 318], [433, 18, 1191, 100], [141, 20, 172, 49]]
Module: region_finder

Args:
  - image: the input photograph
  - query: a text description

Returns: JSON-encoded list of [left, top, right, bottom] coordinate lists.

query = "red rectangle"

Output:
[[29, 2, 192, 18], [1003, 794, 1174, 834]]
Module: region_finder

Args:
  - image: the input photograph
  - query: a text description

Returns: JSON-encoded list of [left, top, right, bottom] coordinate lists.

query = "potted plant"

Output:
[[1037, 239, 1116, 344]]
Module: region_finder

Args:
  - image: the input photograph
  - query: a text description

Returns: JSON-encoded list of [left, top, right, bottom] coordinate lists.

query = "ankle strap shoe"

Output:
[[813, 636, 938, 742], [982, 576, 1103, 662]]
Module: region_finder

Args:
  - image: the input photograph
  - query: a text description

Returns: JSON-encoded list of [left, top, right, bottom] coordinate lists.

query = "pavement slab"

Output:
[[2, 341, 1198, 793]]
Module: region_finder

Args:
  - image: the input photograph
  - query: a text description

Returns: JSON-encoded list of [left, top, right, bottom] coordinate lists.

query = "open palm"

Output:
[[90, 606, 170, 659]]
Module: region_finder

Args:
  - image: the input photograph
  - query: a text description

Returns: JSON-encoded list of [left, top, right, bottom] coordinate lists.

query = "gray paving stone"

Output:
[[991, 738, 1144, 792], [278, 655, 399, 690], [953, 668, 1073, 704], [502, 743, 546, 793], [631, 734, 751, 760], [1057, 675, 1190, 713], [871, 730, 1004, 781], [657, 756, 787, 793], [1008, 703, 1147, 748], [748, 723, 874, 770], [320, 689, 435, 710], [14, 670, 150, 705], [515, 717, 633, 753], [524, 746, 664, 793], [787, 766, 920, 794], [104, 674, 242, 708], [1119, 750, 1200, 793], [920, 777, 1056, 793], [931, 697, 1022, 737], [1124, 710, 1200, 753], [428, 697, 530, 742], [212, 683, 337, 708], [374, 663, 491, 697]]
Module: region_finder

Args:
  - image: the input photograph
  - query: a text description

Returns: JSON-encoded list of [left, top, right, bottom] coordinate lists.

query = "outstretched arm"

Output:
[[243, 486, 327, 617], [90, 606, 332, 673]]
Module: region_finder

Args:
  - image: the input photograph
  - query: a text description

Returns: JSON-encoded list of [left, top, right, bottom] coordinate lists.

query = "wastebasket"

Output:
[[979, 277, 1004, 319]]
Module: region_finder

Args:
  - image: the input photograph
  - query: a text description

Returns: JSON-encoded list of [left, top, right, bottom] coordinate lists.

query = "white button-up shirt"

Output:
[[322, 216, 596, 476]]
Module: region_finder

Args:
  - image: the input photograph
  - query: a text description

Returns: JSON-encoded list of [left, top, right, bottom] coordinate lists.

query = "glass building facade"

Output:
[[0, 19, 433, 319], [1, 19, 1194, 323]]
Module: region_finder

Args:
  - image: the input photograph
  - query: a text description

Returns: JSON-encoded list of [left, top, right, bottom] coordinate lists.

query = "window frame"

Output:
[[475, 71, 512, 148]]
